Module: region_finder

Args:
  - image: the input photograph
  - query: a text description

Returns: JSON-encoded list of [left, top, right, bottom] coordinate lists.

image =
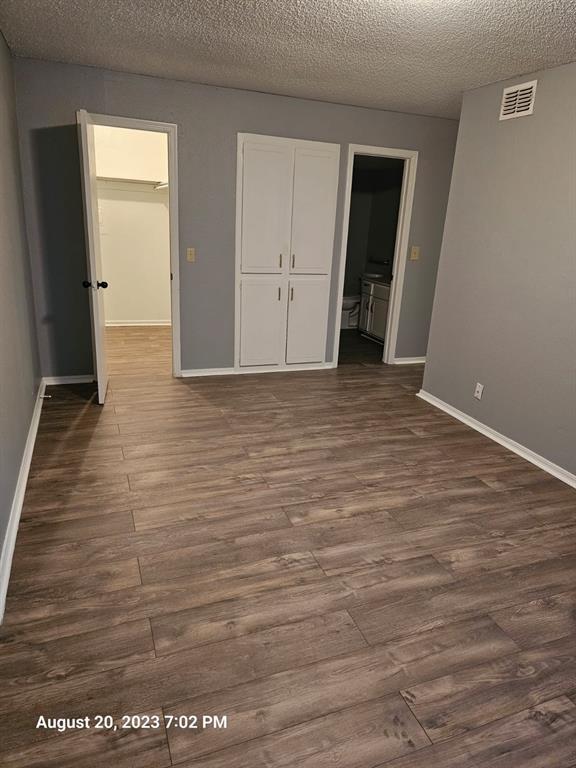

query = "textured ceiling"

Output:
[[1, 0, 575, 118]]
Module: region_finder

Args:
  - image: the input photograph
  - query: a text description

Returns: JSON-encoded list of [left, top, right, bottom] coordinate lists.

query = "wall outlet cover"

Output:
[[474, 382, 484, 400], [410, 246, 420, 261], [187, 247, 196, 263]]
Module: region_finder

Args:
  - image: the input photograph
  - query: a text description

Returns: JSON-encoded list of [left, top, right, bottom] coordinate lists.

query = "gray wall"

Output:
[[14, 58, 458, 373], [0, 36, 40, 549], [423, 62, 576, 474]]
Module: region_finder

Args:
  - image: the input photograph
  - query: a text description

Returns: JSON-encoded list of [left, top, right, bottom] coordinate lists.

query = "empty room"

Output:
[[0, 2, 575, 767]]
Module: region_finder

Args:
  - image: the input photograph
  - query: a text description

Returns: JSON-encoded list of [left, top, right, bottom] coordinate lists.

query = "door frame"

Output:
[[81, 111, 181, 376], [333, 144, 418, 365], [234, 132, 340, 373]]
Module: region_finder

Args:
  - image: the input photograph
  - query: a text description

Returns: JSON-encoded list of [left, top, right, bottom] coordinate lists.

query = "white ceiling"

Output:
[[1, 0, 575, 119]]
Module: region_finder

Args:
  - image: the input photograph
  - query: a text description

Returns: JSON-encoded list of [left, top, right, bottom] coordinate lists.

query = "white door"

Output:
[[77, 110, 108, 404], [290, 148, 339, 275], [240, 277, 286, 366], [241, 141, 294, 273], [286, 278, 330, 364]]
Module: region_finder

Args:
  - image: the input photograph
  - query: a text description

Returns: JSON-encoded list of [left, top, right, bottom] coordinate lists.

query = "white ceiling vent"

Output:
[[499, 80, 537, 120]]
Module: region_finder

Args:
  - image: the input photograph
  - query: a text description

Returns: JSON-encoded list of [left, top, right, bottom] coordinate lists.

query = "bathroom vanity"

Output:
[[359, 275, 390, 342]]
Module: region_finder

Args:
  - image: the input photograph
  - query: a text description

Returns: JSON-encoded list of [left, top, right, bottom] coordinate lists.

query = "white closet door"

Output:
[[241, 141, 294, 273], [290, 148, 339, 275], [240, 277, 286, 366], [286, 278, 330, 364]]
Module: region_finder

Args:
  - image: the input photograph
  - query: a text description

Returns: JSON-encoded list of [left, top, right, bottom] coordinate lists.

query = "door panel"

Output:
[[290, 148, 339, 275], [240, 277, 285, 366], [286, 278, 330, 364], [77, 110, 108, 404], [241, 142, 294, 273], [359, 294, 370, 333], [370, 296, 389, 341]]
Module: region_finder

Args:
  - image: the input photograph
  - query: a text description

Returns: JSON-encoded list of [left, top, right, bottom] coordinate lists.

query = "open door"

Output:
[[77, 109, 108, 404]]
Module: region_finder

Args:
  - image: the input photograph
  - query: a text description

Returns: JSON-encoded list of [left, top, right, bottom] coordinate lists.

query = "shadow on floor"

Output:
[[338, 329, 384, 366]]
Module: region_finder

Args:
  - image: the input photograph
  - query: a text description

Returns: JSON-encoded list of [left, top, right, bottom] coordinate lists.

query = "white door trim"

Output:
[[83, 112, 181, 377], [333, 144, 418, 365]]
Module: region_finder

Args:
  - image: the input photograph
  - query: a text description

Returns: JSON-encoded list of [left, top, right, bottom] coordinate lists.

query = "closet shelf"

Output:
[[97, 176, 168, 190]]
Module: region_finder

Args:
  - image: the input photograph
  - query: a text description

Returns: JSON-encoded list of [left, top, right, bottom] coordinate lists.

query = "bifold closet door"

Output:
[[289, 147, 339, 275], [240, 277, 286, 366], [241, 141, 293, 273], [286, 278, 330, 364]]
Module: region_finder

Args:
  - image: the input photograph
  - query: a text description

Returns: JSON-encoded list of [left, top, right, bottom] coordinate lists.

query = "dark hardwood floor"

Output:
[[1, 327, 576, 766], [338, 328, 384, 365]]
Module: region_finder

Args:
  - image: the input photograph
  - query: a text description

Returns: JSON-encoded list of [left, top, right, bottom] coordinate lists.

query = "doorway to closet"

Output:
[[334, 145, 418, 366], [78, 112, 180, 403]]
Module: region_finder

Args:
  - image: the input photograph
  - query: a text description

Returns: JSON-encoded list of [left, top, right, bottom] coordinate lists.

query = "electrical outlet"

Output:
[[410, 246, 421, 261], [186, 247, 196, 263], [474, 382, 484, 400]]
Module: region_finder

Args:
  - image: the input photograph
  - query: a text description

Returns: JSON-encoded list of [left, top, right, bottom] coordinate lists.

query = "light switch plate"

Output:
[[410, 246, 421, 261], [187, 247, 196, 263]]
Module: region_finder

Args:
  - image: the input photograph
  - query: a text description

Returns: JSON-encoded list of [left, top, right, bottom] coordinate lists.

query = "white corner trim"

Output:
[[43, 375, 95, 385], [0, 380, 46, 622], [394, 356, 426, 365], [417, 389, 576, 490]]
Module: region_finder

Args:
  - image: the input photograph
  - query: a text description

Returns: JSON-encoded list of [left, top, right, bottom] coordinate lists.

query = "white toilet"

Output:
[[341, 295, 360, 328]]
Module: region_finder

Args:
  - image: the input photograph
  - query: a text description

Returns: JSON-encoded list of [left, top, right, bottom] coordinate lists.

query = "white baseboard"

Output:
[[0, 380, 46, 622], [417, 389, 576, 490], [43, 375, 94, 385], [181, 362, 337, 378], [105, 321, 172, 327], [394, 357, 426, 365], [180, 367, 236, 378]]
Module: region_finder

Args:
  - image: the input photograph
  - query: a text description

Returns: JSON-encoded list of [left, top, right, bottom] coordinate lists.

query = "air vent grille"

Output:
[[499, 80, 537, 120]]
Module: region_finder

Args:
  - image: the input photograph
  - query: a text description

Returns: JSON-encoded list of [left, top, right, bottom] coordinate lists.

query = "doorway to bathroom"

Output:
[[334, 145, 417, 366]]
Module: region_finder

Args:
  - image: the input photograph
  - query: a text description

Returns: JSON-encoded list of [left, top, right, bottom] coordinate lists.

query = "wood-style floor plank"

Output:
[[491, 590, 576, 648], [0, 709, 171, 768], [0, 619, 155, 697], [379, 696, 576, 768], [5, 559, 142, 604], [349, 554, 576, 645], [401, 633, 576, 741], [173, 695, 430, 768]]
